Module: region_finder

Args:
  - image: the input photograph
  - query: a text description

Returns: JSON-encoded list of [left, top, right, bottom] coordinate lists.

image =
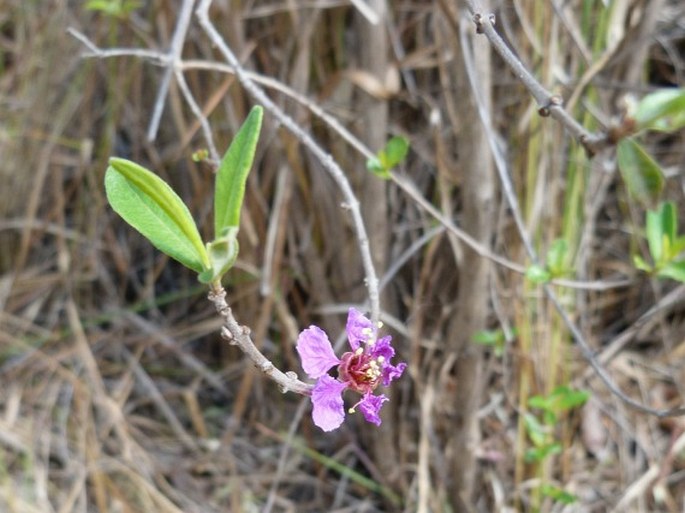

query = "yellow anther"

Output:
[[355, 347, 364, 356]]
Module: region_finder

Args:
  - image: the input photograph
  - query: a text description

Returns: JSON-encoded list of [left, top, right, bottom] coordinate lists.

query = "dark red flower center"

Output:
[[337, 348, 382, 394]]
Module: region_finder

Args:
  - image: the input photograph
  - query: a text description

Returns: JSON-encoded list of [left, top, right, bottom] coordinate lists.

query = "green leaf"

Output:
[[524, 443, 561, 463], [633, 254, 653, 273], [85, 0, 141, 16], [546, 239, 568, 276], [646, 207, 664, 264], [550, 386, 590, 411], [472, 329, 503, 346], [660, 202, 677, 249], [657, 261, 685, 283], [384, 136, 409, 168], [214, 106, 263, 238], [523, 413, 547, 448], [529, 386, 589, 418], [105, 158, 209, 273], [635, 88, 685, 131], [526, 264, 551, 284], [198, 228, 240, 284], [366, 156, 390, 179], [366, 136, 410, 180], [472, 329, 508, 356], [616, 138, 664, 206], [672, 236, 685, 258], [541, 484, 577, 504]]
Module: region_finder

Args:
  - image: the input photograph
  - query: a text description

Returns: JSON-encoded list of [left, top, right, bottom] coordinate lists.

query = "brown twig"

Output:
[[207, 284, 312, 396], [459, 0, 685, 418], [462, 0, 611, 157]]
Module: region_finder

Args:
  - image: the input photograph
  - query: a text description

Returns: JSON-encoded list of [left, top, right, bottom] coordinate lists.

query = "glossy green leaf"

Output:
[[105, 158, 209, 273], [658, 261, 685, 283], [214, 106, 263, 238], [616, 138, 664, 206], [635, 88, 685, 131]]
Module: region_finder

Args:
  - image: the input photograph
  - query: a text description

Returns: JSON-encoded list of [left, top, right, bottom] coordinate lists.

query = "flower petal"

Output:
[[346, 308, 375, 349], [382, 361, 406, 387], [358, 393, 388, 426], [370, 335, 394, 360], [311, 375, 348, 431], [296, 326, 340, 379]]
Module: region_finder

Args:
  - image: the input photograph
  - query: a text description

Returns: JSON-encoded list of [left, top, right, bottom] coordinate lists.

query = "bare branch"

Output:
[[461, 1, 611, 157], [147, 0, 196, 142], [208, 285, 312, 396], [195, 0, 382, 326], [458, 3, 685, 418], [67, 28, 167, 63]]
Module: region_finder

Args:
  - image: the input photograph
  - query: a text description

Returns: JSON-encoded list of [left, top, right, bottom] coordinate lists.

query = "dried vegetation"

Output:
[[2, 1, 685, 511]]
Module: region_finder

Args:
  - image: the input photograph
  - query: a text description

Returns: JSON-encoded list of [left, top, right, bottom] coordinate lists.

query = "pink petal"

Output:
[[296, 326, 340, 379], [311, 375, 348, 431], [346, 308, 375, 349], [370, 335, 395, 360], [358, 393, 388, 426], [382, 361, 406, 387]]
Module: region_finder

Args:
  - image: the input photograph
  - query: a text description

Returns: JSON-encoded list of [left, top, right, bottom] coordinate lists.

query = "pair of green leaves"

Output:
[[525, 239, 569, 284], [105, 106, 263, 285], [634, 201, 685, 282], [366, 136, 409, 179], [617, 88, 685, 205]]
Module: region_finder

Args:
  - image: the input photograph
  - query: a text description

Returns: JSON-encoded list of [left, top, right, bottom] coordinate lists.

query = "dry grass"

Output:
[[2, 1, 685, 512]]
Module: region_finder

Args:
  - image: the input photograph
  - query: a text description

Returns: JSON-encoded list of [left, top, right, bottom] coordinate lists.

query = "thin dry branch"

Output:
[[208, 284, 312, 396], [147, 0, 196, 142], [195, 0, 382, 327], [460, 0, 611, 157], [66, 32, 630, 293], [458, 3, 685, 418]]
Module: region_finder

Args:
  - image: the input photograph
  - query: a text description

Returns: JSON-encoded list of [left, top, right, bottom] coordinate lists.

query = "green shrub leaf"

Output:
[[617, 138, 664, 206], [635, 88, 685, 131], [366, 136, 409, 180], [658, 261, 685, 283], [546, 239, 569, 277], [384, 136, 409, 168], [214, 106, 263, 238], [105, 157, 209, 273], [526, 264, 551, 284], [633, 254, 652, 273]]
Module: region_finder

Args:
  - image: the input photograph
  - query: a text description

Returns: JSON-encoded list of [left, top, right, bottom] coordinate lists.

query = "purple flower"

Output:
[[296, 308, 406, 432]]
